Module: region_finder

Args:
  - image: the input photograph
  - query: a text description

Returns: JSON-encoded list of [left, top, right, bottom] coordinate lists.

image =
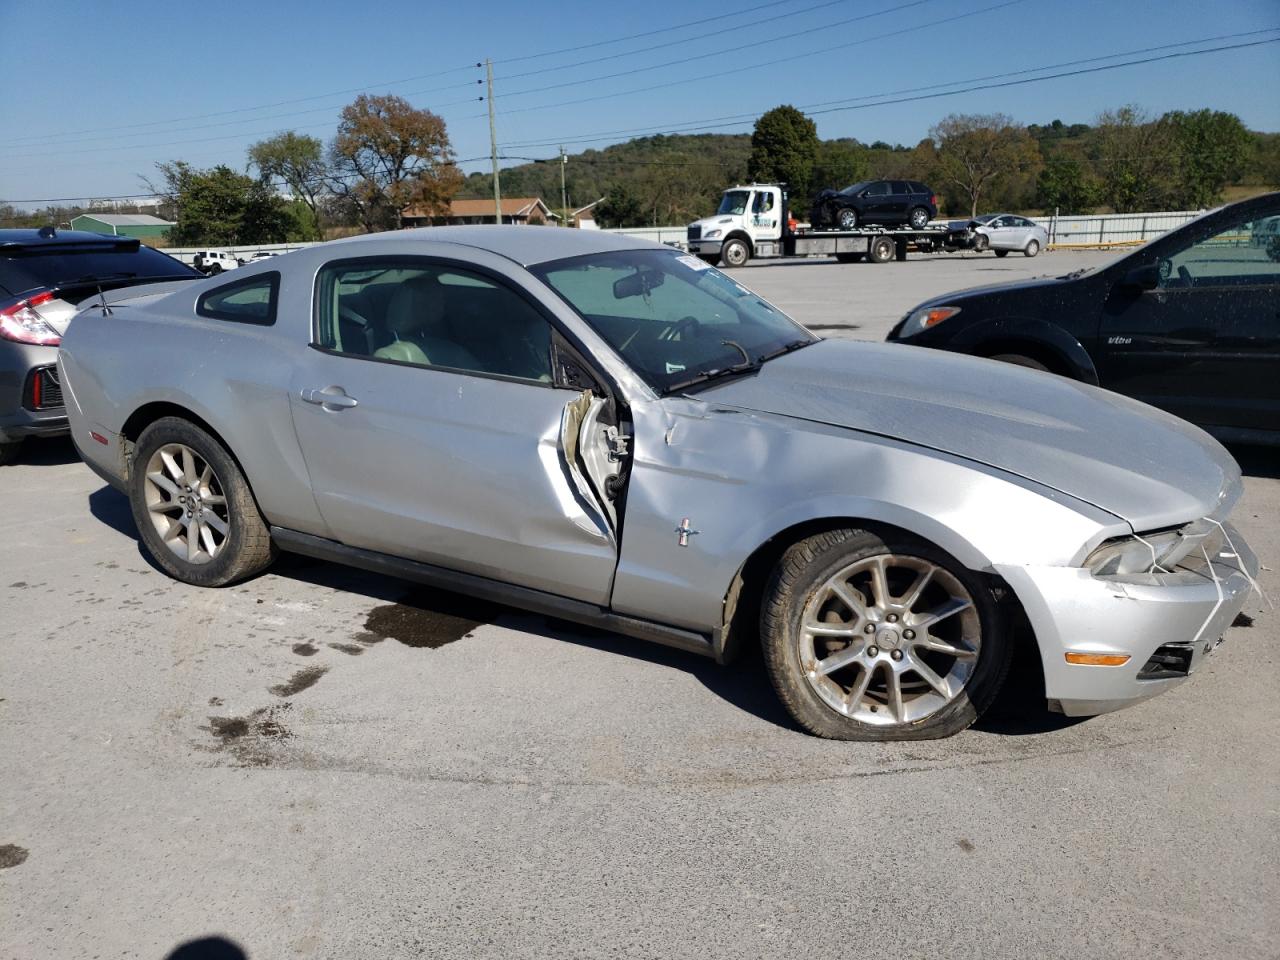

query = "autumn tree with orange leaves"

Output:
[[328, 94, 462, 232]]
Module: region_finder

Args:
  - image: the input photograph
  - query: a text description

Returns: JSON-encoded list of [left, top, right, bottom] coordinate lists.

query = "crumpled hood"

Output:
[[705, 339, 1240, 530]]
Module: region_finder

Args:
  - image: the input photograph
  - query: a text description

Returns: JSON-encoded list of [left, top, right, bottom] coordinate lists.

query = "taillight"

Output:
[[930, 195, 937, 207], [0, 290, 61, 346]]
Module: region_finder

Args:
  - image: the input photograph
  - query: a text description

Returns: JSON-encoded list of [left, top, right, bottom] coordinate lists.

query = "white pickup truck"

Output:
[[685, 184, 976, 267]]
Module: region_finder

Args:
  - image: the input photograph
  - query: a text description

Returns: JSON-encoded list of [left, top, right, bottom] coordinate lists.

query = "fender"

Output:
[[721, 230, 753, 255], [949, 316, 1099, 384]]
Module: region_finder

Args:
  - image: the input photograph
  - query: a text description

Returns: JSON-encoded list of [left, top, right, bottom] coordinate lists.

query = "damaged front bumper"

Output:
[[996, 523, 1258, 717]]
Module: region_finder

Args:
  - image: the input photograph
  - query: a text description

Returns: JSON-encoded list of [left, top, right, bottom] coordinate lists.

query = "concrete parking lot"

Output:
[[2, 249, 1277, 959]]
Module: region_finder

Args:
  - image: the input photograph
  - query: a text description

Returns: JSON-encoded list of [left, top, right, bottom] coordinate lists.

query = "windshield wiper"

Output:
[[665, 338, 814, 395], [53, 272, 199, 290]]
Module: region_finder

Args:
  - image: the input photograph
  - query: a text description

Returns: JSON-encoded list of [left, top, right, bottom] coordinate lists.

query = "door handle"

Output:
[[301, 387, 359, 409]]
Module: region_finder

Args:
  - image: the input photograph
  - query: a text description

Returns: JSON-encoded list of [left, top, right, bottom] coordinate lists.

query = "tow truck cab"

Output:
[[686, 184, 793, 267]]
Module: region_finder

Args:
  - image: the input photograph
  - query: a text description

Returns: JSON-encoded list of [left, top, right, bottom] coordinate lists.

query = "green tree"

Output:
[[811, 140, 868, 198], [927, 113, 1042, 217], [1161, 109, 1252, 208], [1092, 105, 1173, 213], [147, 161, 293, 246], [748, 105, 818, 200], [595, 182, 647, 227], [329, 94, 462, 232], [248, 132, 327, 239], [1035, 158, 1098, 214]]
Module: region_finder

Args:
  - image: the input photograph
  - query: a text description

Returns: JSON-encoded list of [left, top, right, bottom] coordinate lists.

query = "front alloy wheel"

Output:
[[761, 528, 1011, 740]]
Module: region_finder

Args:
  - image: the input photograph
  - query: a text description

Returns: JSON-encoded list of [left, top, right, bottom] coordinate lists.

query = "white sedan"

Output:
[[974, 214, 1049, 257]]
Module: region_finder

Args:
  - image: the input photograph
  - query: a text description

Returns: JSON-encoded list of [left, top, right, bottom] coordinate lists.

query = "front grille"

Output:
[[687, 225, 702, 241], [1137, 643, 1194, 680], [23, 365, 63, 410]]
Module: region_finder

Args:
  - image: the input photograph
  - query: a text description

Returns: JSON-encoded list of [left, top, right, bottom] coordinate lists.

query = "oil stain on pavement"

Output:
[[268, 666, 329, 697], [356, 587, 495, 649], [203, 704, 293, 766], [0, 844, 29, 869]]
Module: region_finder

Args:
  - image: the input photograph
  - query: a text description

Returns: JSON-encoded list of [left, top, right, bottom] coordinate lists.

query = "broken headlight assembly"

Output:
[[899, 304, 960, 337], [1084, 521, 1216, 577]]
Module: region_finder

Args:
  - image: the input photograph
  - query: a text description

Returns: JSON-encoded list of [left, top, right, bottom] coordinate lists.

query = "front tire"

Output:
[[836, 207, 858, 230], [129, 417, 276, 587], [760, 528, 1011, 741], [721, 237, 750, 268], [908, 206, 930, 229]]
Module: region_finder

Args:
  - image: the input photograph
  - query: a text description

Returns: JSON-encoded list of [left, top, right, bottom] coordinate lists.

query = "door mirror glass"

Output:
[[1121, 263, 1161, 290]]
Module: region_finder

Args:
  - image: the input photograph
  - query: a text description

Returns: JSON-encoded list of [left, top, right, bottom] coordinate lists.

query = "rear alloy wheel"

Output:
[[721, 238, 750, 268], [1024, 239, 1040, 257], [908, 206, 930, 229], [761, 528, 1010, 740], [0, 440, 23, 466], [129, 417, 276, 586], [993, 249, 1008, 258], [836, 207, 859, 230]]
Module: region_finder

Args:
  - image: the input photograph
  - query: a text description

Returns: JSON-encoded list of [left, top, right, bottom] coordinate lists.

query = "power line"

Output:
[[7, 0, 816, 148], [501, 27, 1280, 149], [485, 0, 1027, 120]]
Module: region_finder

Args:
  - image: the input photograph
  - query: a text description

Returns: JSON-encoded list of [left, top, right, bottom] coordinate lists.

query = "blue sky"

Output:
[[2, 0, 1278, 208]]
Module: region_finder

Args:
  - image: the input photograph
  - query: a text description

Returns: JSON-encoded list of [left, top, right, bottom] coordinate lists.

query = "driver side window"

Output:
[[1163, 213, 1280, 289]]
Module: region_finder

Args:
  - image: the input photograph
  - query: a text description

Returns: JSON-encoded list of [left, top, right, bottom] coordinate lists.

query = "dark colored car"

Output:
[[810, 180, 938, 230], [0, 228, 198, 464], [888, 192, 1280, 445]]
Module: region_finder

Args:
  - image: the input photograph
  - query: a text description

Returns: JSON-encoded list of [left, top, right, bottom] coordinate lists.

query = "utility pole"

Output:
[[485, 59, 501, 223], [559, 145, 568, 227]]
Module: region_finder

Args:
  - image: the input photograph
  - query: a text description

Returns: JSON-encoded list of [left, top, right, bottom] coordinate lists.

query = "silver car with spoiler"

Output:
[[58, 227, 1257, 740]]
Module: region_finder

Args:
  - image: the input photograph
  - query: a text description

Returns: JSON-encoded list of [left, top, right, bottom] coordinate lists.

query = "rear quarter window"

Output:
[[196, 271, 279, 325]]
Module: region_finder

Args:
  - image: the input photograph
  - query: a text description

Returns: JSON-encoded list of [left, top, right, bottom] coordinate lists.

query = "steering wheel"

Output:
[[660, 315, 700, 341]]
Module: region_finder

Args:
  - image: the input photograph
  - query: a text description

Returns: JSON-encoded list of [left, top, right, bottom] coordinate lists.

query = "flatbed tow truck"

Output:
[[684, 183, 981, 267]]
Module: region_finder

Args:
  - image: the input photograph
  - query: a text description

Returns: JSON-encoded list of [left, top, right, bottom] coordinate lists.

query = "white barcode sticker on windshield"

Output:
[[676, 255, 712, 271]]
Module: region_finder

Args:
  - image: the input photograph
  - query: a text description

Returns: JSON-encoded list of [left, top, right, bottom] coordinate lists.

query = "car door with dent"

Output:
[[287, 257, 620, 604]]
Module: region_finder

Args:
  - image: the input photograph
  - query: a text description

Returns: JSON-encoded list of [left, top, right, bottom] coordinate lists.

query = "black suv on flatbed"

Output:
[[810, 180, 938, 230]]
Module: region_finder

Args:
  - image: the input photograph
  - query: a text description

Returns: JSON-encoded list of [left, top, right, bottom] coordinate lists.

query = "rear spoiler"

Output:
[[0, 236, 142, 254]]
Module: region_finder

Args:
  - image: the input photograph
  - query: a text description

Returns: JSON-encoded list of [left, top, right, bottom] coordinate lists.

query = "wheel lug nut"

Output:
[[891, 649, 904, 661], [867, 645, 879, 657], [864, 623, 876, 634], [887, 613, 898, 623], [903, 629, 915, 640]]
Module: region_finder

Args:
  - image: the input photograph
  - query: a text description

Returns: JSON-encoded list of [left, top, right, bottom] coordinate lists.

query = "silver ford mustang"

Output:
[[57, 228, 1257, 740]]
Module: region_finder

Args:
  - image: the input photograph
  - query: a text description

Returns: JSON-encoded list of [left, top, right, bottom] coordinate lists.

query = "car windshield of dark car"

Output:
[[532, 249, 817, 395], [716, 191, 751, 215], [839, 181, 870, 196]]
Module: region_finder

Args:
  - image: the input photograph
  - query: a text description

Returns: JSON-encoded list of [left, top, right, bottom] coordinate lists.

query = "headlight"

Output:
[[1085, 523, 1213, 577], [704, 229, 722, 239], [899, 304, 960, 337]]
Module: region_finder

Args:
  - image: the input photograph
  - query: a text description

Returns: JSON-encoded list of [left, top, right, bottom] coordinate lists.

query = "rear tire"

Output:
[[993, 249, 1008, 258], [868, 236, 895, 263], [989, 353, 1049, 372], [908, 206, 930, 229], [721, 238, 750, 268], [210, 264, 223, 275], [1024, 239, 1040, 257], [760, 527, 1011, 741], [129, 417, 276, 587], [0, 440, 23, 466]]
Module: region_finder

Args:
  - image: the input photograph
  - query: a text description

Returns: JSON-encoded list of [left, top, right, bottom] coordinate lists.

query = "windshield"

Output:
[[716, 190, 751, 215], [839, 181, 870, 196], [973, 214, 996, 224], [532, 248, 816, 394]]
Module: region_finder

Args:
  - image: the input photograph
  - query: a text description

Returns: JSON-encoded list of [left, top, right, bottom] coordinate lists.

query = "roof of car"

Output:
[[327, 225, 655, 267], [0, 228, 142, 249]]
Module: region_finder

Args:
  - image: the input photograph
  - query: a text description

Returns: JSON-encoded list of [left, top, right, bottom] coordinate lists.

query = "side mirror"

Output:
[[1121, 263, 1160, 291]]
